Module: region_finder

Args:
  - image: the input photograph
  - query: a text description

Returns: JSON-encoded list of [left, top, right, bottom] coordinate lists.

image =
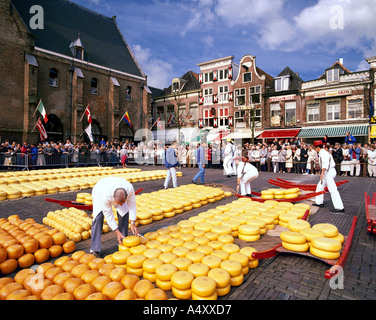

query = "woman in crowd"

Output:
[[285, 145, 293, 173], [341, 143, 351, 176]]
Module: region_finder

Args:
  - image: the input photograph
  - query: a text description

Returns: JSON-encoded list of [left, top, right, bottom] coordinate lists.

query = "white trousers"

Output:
[[164, 167, 177, 188], [224, 156, 234, 175], [315, 168, 344, 210], [239, 167, 259, 196], [368, 164, 376, 177], [350, 159, 361, 176]]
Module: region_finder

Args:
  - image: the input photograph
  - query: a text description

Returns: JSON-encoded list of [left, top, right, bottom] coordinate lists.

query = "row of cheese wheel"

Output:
[[0, 251, 169, 300], [0, 169, 181, 201], [76, 193, 93, 205], [0, 215, 76, 275], [105, 185, 232, 227], [42, 207, 110, 243], [261, 188, 301, 200], [106, 226, 259, 300], [280, 220, 345, 260]]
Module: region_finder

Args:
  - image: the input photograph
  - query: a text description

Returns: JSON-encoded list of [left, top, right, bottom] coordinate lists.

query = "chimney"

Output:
[[339, 58, 344, 65]]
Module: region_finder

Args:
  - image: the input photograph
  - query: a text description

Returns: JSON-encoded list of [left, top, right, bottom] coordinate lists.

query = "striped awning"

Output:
[[298, 124, 369, 138]]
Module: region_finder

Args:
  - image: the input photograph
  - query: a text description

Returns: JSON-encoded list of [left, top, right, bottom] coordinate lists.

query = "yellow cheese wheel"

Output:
[[187, 263, 210, 277], [143, 248, 162, 259], [312, 223, 339, 238], [261, 190, 274, 195], [280, 231, 307, 244], [284, 193, 299, 199], [238, 225, 260, 236], [300, 228, 325, 242], [201, 255, 222, 270], [191, 276, 217, 297], [211, 225, 232, 235], [288, 219, 311, 232], [207, 241, 223, 250], [171, 270, 194, 290], [261, 194, 274, 200], [329, 233, 345, 244], [171, 246, 190, 258], [311, 237, 342, 252], [245, 219, 266, 229], [285, 188, 299, 194], [171, 286, 192, 300], [156, 278, 172, 291], [184, 251, 204, 264], [155, 264, 178, 281], [127, 266, 143, 277], [217, 234, 234, 244], [238, 234, 260, 242], [229, 252, 249, 267], [216, 283, 231, 296], [137, 211, 152, 220], [142, 258, 164, 274], [229, 273, 244, 286], [249, 259, 259, 269], [222, 243, 240, 254], [279, 213, 299, 223], [282, 241, 309, 252], [309, 246, 340, 260], [207, 267, 230, 288], [111, 251, 131, 265], [220, 260, 242, 277], [122, 236, 140, 247], [126, 254, 147, 269], [239, 247, 258, 261]]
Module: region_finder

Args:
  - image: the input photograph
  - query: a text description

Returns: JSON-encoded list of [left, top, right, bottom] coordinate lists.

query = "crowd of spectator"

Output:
[[1, 132, 375, 178]]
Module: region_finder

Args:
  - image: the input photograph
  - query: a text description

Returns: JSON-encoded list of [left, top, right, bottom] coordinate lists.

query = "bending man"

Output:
[[90, 176, 138, 257], [234, 156, 259, 197]]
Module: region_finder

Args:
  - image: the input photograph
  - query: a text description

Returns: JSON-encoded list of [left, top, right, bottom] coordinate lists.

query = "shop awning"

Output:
[[224, 130, 264, 141], [370, 125, 376, 138], [257, 129, 301, 140], [298, 124, 369, 139]]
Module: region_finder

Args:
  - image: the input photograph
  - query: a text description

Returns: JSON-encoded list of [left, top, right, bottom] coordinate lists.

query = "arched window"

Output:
[[126, 86, 132, 100], [91, 78, 98, 94], [49, 68, 58, 87]]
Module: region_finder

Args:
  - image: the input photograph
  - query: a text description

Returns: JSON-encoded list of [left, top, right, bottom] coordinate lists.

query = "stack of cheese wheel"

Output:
[[171, 270, 195, 300], [155, 263, 177, 291], [280, 231, 309, 252], [261, 189, 274, 200], [207, 267, 231, 296], [273, 189, 285, 199], [257, 214, 276, 231], [246, 218, 267, 235], [238, 224, 260, 242], [137, 210, 153, 225], [220, 259, 244, 287], [191, 276, 218, 300], [278, 212, 298, 227], [76, 193, 91, 204], [310, 223, 343, 259], [283, 188, 300, 199], [239, 246, 259, 269]]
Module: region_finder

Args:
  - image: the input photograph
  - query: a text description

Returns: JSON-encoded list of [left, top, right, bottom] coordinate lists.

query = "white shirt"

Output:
[[224, 144, 235, 157], [368, 149, 376, 164], [319, 149, 335, 171], [237, 162, 253, 178], [92, 177, 137, 231]]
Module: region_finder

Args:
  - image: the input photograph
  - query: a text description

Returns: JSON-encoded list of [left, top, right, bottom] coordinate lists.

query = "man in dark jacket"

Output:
[[193, 142, 207, 184], [332, 142, 344, 175], [164, 141, 179, 189]]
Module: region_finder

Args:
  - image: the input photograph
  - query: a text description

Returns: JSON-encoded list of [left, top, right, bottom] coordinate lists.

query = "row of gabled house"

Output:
[[151, 54, 376, 146]]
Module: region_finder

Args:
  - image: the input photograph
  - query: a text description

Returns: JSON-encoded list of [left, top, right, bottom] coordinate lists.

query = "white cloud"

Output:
[[132, 44, 173, 89]]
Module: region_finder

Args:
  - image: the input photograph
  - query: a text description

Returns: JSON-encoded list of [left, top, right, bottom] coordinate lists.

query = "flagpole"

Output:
[[31, 117, 40, 133], [32, 99, 42, 117], [150, 119, 157, 130], [79, 105, 88, 122], [116, 110, 128, 127]]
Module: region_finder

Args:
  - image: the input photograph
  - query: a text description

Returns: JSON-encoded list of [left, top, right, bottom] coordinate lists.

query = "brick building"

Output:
[[197, 56, 239, 141], [231, 54, 273, 143], [151, 70, 201, 143], [299, 60, 372, 144], [0, 0, 150, 144], [262, 66, 304, 143]]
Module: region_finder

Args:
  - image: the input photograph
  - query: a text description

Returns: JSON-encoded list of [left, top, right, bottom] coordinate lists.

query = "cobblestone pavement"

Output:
[[1, 165, 375, 300]]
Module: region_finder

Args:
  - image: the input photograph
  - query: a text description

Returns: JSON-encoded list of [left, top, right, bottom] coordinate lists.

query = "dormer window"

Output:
[[275, 76, 290, 91], [172, 78, 180, 93], [326, 68, 340, 83], [69, 34, 84, 60]]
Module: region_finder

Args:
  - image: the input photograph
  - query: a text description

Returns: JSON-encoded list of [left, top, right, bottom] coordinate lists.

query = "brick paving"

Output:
[[0, 165, 375, 300]]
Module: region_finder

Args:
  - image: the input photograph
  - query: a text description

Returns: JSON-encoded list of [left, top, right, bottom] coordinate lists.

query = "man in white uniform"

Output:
[[90, 176, 138, 256], [234, 156, 259, 197], [223, 139, 236, 177], [314, 140, 345, 213]]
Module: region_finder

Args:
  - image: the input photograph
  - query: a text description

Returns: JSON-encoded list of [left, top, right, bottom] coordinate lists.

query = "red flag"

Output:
[[36, 118, 48, 141], [84, 105, 92, 124]]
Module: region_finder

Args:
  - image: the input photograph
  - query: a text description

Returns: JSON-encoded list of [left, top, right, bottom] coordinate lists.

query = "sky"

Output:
[[72, 0, 376, 89]]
